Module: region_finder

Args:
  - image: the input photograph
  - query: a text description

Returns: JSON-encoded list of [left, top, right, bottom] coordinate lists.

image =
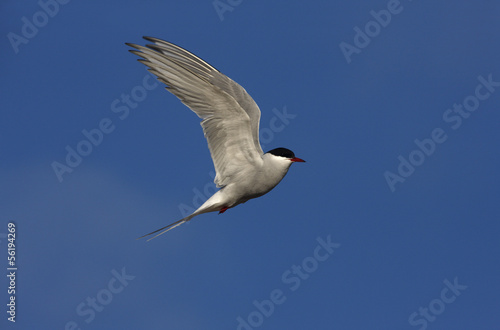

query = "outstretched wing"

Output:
[[126, 37, 264, 187]]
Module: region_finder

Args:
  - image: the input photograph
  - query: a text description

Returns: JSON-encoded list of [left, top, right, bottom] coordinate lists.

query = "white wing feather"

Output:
[[127, 37, 264, 187]]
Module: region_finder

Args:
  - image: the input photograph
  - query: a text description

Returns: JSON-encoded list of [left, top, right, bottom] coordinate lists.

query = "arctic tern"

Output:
[[126, 37, 305, 240]]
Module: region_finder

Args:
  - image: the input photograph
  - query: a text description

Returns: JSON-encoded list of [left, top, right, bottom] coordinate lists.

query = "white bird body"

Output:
[[126, 37, 305, 240], [205, 152, 295, 208]]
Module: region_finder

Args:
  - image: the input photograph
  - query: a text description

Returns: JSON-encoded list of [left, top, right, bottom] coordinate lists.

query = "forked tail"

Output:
[[138, 190, 225, 241], [137, 214, 194, 241]]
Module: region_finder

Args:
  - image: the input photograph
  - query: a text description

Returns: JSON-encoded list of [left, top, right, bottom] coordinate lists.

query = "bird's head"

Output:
[[266, 147, 305, 164]]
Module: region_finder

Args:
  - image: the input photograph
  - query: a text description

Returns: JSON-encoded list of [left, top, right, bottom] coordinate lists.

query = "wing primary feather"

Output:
[[126, 37, 264, 188]]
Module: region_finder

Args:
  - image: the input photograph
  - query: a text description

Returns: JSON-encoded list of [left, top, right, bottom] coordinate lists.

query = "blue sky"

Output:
[[1, 1, 500, 329]]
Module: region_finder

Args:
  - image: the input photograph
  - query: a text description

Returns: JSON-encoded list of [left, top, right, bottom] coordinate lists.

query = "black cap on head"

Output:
[[266, 147, 295, 159]]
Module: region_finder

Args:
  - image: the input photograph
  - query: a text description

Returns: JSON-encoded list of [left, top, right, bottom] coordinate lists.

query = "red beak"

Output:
[[290, 157, 306, 163]]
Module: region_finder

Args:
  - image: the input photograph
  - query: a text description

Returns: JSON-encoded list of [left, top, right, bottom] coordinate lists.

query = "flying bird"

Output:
[[126, 37, 305, 240]]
